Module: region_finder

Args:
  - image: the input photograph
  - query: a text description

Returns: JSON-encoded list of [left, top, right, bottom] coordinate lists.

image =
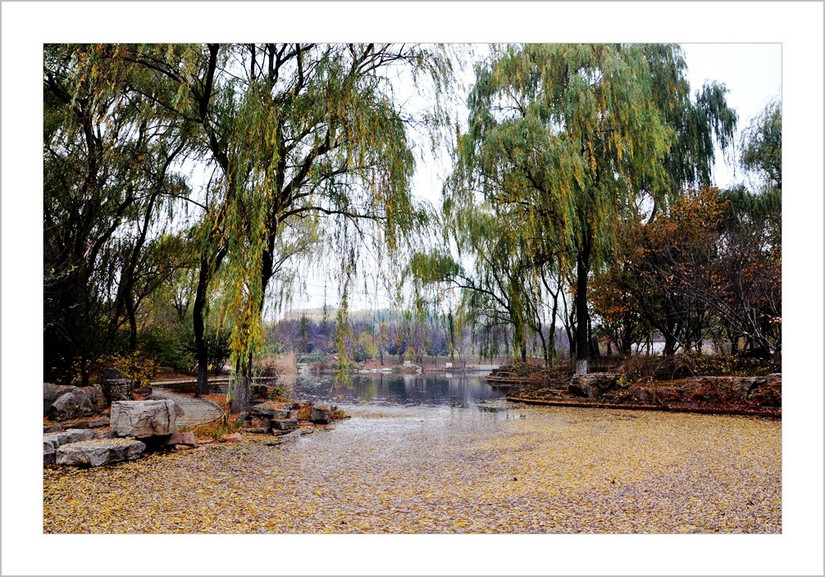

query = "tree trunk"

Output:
[[193, 257, 212, 397], [126, 297, 138, 352], [230, 356, 251, 414], [663, 333, 678, 356], [575, 254, 589, 374], [230, 243, 275, 414]]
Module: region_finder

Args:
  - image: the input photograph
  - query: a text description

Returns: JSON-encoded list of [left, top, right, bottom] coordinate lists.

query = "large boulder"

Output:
[[568, 373, 619, 398], [681, 375, 783, 407], [110, 400, 177, 438], [751, 374, 782, 407], [56, 438, 146, 467], [50, 387, 96, 421], [44, 383, 71, 417], [43, 429, 96, 462]]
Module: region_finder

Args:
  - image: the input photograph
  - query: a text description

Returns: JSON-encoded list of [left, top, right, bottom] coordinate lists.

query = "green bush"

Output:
[[138, 324, 194, 372]]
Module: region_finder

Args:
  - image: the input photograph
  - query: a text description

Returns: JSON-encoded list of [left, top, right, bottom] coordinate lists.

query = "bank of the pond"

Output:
[[488, 363, 781, 419], [43, 402, 780, 533]]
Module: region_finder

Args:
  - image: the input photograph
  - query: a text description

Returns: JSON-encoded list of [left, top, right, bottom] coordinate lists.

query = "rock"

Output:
[[56, 438, 146, 467], [93, 384, 109, 411], [654, 386, 683, 403], [221, 432, 242, 443], [44, 383, 71, 417], [750, 374, 782, 407], [166, 432, 197, 446], [625, 386, 654, 404], [43, 429, 96, 462], [250, 401, 292, 419], [101, 379, 134, 403], [59, 416, 110, 430], [251, 384, 281, 402], [272, 419, 298, 431], [100, 367, 125, 381], [568, 373, 619, 398], [310, 405, 331, 424], [110, 400, 177, 438], [132, 385, 153, 399], [681, 376, 782, 407], [51, 387, 96, 421]]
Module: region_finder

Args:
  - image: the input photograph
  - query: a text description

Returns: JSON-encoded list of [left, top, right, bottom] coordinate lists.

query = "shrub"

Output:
[[138, 324, 194, 372], [192, 415, 242, 442], [98, 350, 158, 387], [620, 352, 775, 382]]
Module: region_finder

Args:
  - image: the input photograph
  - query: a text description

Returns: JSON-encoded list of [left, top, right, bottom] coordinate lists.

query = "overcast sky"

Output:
[[681, 43, 782, 187]]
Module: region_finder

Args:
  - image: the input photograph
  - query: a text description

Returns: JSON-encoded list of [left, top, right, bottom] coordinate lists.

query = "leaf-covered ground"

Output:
[[43, 404, 780, 533]]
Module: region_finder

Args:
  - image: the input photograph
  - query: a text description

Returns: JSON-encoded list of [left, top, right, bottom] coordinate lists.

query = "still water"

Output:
[[285, 370, 506, 407]]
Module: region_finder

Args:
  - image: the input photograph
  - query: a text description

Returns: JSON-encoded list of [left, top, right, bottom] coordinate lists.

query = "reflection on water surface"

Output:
[[286, 371, 506, 407]]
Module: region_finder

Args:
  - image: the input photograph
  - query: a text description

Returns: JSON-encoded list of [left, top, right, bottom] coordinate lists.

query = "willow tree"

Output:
[[120, 44, 453, 410], [448, 43, 736, 373]]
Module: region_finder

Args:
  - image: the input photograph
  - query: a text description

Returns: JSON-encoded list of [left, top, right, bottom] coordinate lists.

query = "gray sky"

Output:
[[681, 43, 782, 187]]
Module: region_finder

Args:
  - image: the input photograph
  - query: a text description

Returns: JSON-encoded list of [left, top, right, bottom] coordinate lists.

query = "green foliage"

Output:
[[740, 99, 781, 191], [137, 324, 194, 372], [446, 43, 730, 368]]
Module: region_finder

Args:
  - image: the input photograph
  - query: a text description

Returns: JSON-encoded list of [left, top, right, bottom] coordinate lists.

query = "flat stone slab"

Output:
[[44, 429, 96, 462], [55, 438, 146, 467], [272, 419, 299, 431], [250, 401, 292, 419]]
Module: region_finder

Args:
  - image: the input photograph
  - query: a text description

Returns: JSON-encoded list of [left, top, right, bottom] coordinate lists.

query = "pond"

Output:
[[284, 369, 507, 408]]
